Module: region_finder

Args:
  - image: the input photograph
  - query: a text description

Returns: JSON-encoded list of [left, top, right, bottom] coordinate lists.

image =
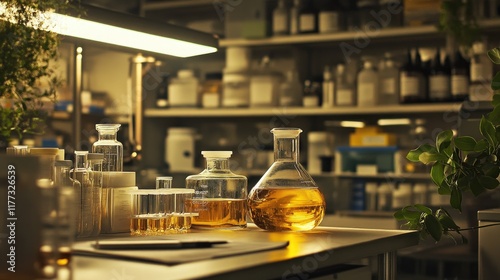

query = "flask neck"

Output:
[[206, 158, 230, 171], [274, 136, 300, 162], [74, 154, 87, 169]]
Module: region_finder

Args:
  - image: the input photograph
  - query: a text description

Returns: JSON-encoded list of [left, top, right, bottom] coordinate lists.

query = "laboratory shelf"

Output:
[[219, 18, 500, 47], [144, 102, 462, 118]]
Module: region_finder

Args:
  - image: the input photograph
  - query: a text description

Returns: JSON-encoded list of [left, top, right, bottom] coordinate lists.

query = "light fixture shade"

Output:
[[52, 4, 218, 58], [0, 2, 218, 58]]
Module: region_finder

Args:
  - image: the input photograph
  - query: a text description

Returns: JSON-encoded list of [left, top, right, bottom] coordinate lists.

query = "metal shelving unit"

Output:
[[144, 103, 462, 118]]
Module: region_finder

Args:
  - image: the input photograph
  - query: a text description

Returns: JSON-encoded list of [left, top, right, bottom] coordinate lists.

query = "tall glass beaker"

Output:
[[92, 124, 123, 171], [248, 128, 326, 231]]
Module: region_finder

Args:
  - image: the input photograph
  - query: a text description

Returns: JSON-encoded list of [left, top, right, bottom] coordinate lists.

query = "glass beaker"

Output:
[[185, 151, 247, 229], [248, 128, 326, 231], [70, 151, 92, 238], [92, 124, 123, 171]]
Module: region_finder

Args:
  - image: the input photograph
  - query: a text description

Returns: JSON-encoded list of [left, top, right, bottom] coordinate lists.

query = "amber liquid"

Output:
[[247, 187, 325, 231], [130, 214, 195, 235], [185, 198, 247, 229]]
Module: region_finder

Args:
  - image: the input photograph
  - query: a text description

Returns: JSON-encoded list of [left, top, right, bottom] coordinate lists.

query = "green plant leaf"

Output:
[[431, 162, 445, 186], [491, 77, 500, 94], [402, 206, 422, 221], [394, 209, 404, 220], [406, 144, 436, 162], [487, 102, 500, 124], [474, 139, 489, 152], [436, 130, 453, 152], [482, 163, 500, 178], [438, 214, 460, 231], [454, 136, 477, 151], [470, 176, 486, 197], [488, 47, 500, 64], [419, 152, 447, 165], [450, 187, 463, 212], [414, 204, 432, 215], [424, 214, 443, 242], [492, 93, 500, 107], [457, 176, 471, 191], [478, 175, 499, 190], [480, 116, 497, 148]]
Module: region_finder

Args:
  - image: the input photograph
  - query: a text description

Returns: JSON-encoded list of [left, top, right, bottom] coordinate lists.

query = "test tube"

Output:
[[156, 176, 173, 189]]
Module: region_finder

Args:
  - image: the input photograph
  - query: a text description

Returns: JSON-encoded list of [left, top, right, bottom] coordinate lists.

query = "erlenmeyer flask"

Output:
[[248, 128, 325, 231]]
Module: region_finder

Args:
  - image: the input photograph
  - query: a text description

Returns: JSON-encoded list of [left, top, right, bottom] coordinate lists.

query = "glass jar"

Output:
[[92, 124, 123, 171], [248, 128, 326, 231], [185, 151, 247, 229]]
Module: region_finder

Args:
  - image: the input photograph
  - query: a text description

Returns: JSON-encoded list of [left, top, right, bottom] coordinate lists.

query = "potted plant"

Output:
[[0, 0, 77, 145], [395, 49, 500, 243]]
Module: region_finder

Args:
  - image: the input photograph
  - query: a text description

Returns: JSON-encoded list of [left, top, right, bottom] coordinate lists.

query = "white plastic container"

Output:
[[165, 127, 196, 172], [377, 183, 394, 211], [168, 70, 199, 107], [357, 60, 379, 107], [222, 70, 250, 107], [100, 172, 137, 233], [307, 132, 335, 174], [413, 183, 429, 205], [365, 182, 378, 211], [393, 183, 412, 209]]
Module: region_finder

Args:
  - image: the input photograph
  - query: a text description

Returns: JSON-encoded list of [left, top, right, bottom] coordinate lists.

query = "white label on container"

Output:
[[299, 14, 315, 32], [400, 75, 419, 97], [336, 88, 354, 105], [451, 75, 469, 96], [382, 78, 396, 95], [429, 75, 450, 98], [470, 63, 484, 82], [319, 12, 340, 33], [250, 82, 273, 105], [358, 83, 376, 106], [273, 13, 288, 34], [362, 135, 386, 146]]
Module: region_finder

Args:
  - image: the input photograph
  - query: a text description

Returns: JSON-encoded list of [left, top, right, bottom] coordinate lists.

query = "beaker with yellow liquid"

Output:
[[248, 128, 325, 231]]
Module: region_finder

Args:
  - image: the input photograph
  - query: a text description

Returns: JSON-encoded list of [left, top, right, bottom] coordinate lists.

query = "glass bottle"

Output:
[[378, 52, 400, 105], [357, 58, 379, 107], [322, 65, 335, 107], [87, 153, 103, 236], [185, 151, 248, 229], [279, 70, 303, 106], [429, 48, 451, 102], [248, 128, 326, 231], [400, 49, 425, 103], [298, 0, 317, 34], [451, 50, 470, 101], [335, 63, 356, 106], [70, 151, 92, 238], [470, 41, 494, 101], [318, 0, 342, 33], [92, 124, 123, 171], [273, 0, 289, 36], [289, 0, 301, 35]]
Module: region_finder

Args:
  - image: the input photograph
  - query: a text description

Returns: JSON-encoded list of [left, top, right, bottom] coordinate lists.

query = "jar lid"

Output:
[[96, 124, 121, 131], [201, 151, 232, 158]]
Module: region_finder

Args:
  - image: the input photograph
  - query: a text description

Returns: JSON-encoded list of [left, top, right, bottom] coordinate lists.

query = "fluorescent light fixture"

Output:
[[377, 118, 411, 126], [340, 121, 365, 128], [0, 3, 218, 58]]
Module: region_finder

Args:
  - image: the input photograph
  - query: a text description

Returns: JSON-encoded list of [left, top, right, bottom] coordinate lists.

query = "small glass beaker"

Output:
[[185, 151, 247, 230], [156, 176, 173, 189], [92, 124, 123, 171], [248, 128, 326, 231], [130, 190, 161, 236]]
